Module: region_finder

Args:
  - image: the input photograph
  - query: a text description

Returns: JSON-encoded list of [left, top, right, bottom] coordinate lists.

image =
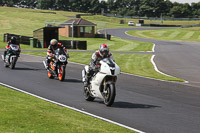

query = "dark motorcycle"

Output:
[[43, 48, 68, 81], [1, 44, 20, 69]]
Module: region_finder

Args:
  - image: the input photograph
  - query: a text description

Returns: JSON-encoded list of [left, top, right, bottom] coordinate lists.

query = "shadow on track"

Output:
[[13, 67, 42, 71], [112, 101, 160, 109], [63, 78, 82, 83]]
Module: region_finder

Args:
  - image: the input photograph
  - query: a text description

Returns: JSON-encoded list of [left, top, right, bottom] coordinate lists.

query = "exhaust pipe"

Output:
[[1, 55, 4, 60], [82, 70, 86, 82], [43, 60, 47, 69]]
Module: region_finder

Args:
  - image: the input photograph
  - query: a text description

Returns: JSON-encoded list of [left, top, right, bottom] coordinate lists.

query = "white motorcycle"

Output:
[[1, 44, 20, 69], [82, 58, 120, 106]]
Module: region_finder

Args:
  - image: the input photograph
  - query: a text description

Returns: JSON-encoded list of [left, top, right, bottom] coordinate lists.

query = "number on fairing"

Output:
[[59, 55, 66, 62]]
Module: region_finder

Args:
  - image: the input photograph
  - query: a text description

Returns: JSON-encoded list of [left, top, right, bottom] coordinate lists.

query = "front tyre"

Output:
[[104, 83, 116, 106], [83, 86, 95, 101], [58, 66, 65, 81], [10, 57, 18, 69]]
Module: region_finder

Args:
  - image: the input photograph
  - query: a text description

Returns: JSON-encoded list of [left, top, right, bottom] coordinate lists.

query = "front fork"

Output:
[[102, 77, 116, 95], [57, 64, 65, 74]]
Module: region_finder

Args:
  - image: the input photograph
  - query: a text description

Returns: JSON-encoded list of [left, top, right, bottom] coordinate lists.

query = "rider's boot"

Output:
[[84, 77, 88, 87], [84, 75, 91, 87], [3, 51, 7, 61]]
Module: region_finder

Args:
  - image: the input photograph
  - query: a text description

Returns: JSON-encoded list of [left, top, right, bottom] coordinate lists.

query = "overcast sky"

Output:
[[169, 0, 199, 4]]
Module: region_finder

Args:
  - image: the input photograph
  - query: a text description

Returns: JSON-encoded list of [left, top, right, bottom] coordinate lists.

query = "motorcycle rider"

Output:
[[46, 39, 69, 69], [84, 44, 114, 86], [3, 36, 21, 60]]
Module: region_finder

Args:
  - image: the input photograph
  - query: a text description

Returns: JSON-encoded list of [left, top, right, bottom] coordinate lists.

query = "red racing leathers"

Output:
[[4, 41, 21, 60]]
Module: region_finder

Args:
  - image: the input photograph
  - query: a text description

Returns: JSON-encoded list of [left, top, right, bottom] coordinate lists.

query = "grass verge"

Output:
[[127, 27, 200, 42], [59, 36, 153, 52], [0, 85, 135, 133]]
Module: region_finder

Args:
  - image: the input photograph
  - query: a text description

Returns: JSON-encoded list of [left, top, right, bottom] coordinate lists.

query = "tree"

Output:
[[88, 0, 100, 14], [191, 2, 200, 17], [37, 0, 56, 9], [107, 0, 117, 14], [170, 3, 192, 18], [53, 0, 69, 10]]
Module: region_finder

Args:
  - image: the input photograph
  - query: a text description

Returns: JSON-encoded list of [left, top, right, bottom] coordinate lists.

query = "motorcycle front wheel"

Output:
[[58, 66, 65, 81], [10, 57, 18, 69], [83, 86, 95, 101], [104, 83, 116, 106]]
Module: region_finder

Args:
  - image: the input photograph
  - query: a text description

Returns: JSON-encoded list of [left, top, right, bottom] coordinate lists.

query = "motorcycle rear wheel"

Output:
[[48, 71, 54, 79], [4, 62, 9, 67], [83, 87, 95, 101], [104, 83, 116, 106]]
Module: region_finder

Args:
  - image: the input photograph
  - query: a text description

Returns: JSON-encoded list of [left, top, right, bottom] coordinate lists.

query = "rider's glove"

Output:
[[94, 65, 100, 72]]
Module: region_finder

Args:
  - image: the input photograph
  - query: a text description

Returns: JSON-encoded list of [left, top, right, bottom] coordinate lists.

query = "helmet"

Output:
[[99, 44, 109, 57], [10, 36, 17, 44], [50, 39, 58, 50]]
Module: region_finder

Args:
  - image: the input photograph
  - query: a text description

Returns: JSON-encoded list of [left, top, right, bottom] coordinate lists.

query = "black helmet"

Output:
[[10, 36, 17, 44]]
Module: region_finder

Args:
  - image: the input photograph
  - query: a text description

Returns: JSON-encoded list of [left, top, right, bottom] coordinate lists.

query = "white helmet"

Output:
[[99, 44, 109, 57]]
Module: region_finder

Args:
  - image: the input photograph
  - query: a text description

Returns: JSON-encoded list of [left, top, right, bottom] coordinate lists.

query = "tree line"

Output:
[[0, 0, 200, 18]]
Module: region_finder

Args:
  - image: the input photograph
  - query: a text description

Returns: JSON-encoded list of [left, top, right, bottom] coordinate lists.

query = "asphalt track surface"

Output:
[[100, 27, 200, 87], [0, 27, 200, 133]]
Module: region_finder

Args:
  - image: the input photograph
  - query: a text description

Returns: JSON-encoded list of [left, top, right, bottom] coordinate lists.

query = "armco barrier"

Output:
[[181, 24, 200, 28], [150, 24, 181, 27], [4, 33, 32, 45], [103, 14, 200, 21], [95, 34, 112, 40], [59, 40, 87, 50]]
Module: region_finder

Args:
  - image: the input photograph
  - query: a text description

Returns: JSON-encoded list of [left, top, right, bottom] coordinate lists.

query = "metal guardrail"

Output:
[[103, 14, 200, 21], [181, 24, 200, 28], [3, 33, 32, 45]]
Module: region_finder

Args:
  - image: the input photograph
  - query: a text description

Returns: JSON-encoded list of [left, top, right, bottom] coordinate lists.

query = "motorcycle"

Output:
[[82, 58, 120, 106], [43, 47, 68, 81], [1, 44, 20, 69]]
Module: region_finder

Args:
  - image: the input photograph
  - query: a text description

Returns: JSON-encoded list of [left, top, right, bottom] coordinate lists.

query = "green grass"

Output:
[[0, 85, 135, 133], [127, 27, 200, 42], [0, 7, 199, 44], [0, 7, 185, 82], [1, 35, 153, 52], [60, 36, 153, 51], [83, 15, 200, 29], [0, 7, 186, 132], [21, 51, 184, 82]]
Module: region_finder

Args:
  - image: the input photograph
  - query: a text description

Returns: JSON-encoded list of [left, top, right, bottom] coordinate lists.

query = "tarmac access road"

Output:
[[0, 52, 200, 133]]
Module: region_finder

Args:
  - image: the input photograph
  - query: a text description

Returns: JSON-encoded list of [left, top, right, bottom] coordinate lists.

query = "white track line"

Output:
[[120, 32, 188, 83], [0, 82, 145, 133], [151, 55, 172, 77]]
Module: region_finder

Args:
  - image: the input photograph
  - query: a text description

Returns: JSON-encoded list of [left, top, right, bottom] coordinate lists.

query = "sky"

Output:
[[170, 0, 200, 4]]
